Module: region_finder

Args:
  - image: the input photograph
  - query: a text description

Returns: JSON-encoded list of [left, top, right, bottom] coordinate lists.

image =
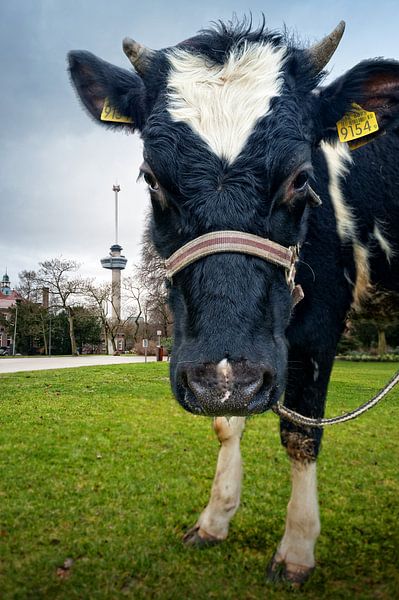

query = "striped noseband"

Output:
[[164, 230, 304, 306]]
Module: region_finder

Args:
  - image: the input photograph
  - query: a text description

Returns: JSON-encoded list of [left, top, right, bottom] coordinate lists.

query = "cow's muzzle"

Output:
[[180, 360, 277, 416]]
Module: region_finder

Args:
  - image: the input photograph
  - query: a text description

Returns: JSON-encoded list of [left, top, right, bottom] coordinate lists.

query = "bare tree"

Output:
[[84, 279, 142, 354], [83, 281, 112, 353], [37, 259, 82, 356], [138, 223, 173, 336], [16, 270, 42, 303], [123, 274, 147, 343]]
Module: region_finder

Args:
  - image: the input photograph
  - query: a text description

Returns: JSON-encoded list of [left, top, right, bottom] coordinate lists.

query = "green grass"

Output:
[[0, 362, 398, 600]]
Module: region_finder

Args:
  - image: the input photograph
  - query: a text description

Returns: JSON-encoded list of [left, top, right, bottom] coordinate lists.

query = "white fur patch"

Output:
[[373, 223, 394, 263], [217, 359, 233, 403], [196, 417, 246, 539], [277, 461, 320, 569], [167, 43, 287, 162], [321, 141, 354, 241], [321, 141, 370, 307], [217, 358, 230, 377], [352, 242, 371, 308]]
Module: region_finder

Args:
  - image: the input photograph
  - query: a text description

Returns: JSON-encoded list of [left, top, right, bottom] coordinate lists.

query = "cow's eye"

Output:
[[143, 171, 159, 192], [292, 171, 309, 193], [139, 162, 160, 192]]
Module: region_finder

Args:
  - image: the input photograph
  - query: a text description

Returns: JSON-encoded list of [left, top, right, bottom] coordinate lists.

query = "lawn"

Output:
[[0, 362, 398, 599]]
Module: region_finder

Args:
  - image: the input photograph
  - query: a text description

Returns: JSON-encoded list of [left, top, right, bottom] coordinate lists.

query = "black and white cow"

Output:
[[68, 19, 399, 583]]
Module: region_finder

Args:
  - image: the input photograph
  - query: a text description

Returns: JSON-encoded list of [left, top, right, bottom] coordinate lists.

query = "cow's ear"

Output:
[[68, 51, 146, 132], [318, 59, 399, 142]]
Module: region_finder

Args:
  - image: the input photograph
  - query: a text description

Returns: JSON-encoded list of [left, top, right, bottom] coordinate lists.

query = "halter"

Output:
[[164, 230, 399, 427], [164, 230, 304, 306]]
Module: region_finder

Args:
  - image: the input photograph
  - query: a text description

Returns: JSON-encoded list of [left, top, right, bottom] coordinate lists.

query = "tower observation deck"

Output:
[[101, 185, 127, 321]]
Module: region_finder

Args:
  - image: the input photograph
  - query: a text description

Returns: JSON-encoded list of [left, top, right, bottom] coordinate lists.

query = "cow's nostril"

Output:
[[262, 367, 275, 390]]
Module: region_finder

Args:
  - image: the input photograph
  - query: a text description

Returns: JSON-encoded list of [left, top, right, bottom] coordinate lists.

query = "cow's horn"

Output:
[[123, 37, 154, 74], [307, 21, 345, 72]]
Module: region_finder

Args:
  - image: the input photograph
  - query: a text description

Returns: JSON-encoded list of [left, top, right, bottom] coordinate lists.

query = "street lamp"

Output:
[[13, 298, 22, 356], [48, 309, 52, 356]]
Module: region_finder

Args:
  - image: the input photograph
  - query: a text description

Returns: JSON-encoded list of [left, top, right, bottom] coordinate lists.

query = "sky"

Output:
[[1, 0, 399, 287]]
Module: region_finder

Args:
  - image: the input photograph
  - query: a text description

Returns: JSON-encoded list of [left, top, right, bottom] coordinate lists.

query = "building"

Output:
[[101, 184, 128, 354], [0, 272, 22, 350]]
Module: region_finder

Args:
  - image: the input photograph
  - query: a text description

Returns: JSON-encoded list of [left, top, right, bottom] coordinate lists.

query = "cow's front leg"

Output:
[[268, 343, 334, 584], [268, 458, 320, 585], [184, 416, 245, 546]]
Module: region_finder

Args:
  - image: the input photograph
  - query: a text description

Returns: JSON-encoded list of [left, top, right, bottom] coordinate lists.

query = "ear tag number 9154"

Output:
[[100, 98, 133, 123], [336, 103, 379, 143]]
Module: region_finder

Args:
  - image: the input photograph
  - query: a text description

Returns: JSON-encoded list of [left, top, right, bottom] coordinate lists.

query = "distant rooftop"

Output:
[[0, 289, 21, 310], [0, 270, 22, 308]]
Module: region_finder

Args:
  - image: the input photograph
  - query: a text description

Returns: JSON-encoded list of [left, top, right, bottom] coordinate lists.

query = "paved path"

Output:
[[0, 355, 157, 374]]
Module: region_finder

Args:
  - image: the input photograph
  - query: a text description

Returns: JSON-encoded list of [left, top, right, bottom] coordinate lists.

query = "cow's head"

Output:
[[69, 20, 399, 416]]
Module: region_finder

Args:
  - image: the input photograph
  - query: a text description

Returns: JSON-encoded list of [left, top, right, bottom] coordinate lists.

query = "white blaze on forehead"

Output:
[[167, 43, 287, 163]]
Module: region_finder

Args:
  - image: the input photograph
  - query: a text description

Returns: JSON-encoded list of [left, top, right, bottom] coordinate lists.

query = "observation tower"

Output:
[[101, 184, 127, 320]]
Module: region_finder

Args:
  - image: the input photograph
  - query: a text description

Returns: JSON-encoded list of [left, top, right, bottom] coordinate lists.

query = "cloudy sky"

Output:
[[1, 0, 398, 287]]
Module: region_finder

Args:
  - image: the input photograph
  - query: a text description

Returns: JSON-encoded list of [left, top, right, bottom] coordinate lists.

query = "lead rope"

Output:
[[272, 369, 399, 428]]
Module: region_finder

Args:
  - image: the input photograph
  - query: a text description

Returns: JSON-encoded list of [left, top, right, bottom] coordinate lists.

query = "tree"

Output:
[[37, 259, 83, 356], [16, 270, 42, 303], [47, 311, 72, 355], [349, 290, 399, 355], [83, 280, 139, 354], [4, 300, 47, 355], [138, 224, 173, 337], [73, 306, 103, 353], [123, 274, 147, 343], [83, 281, 113, 353]]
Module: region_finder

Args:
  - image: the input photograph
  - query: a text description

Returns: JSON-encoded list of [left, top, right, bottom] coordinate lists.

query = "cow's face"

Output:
[[141, 44, 317, 416], [69, 21, 399, 416]]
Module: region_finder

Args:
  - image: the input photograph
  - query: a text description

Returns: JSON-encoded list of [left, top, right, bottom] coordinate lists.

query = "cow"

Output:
[[68, 19, 399, 584]]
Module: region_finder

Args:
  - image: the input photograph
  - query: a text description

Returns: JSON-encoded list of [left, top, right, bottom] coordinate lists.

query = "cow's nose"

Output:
[[184, 360, 276, 416]]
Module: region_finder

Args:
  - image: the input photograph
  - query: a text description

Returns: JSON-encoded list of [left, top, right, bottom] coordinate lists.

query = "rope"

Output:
[[272, 369, 399, 428]]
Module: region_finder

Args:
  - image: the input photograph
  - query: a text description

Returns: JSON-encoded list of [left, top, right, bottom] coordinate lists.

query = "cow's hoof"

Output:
[[266, 554, 314, 587], [183, 525, 222, 548]]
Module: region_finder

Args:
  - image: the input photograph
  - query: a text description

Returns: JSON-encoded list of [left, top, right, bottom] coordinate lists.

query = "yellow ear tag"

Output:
[[100, 98, 133, 123], [336, 103, 379, 145]]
